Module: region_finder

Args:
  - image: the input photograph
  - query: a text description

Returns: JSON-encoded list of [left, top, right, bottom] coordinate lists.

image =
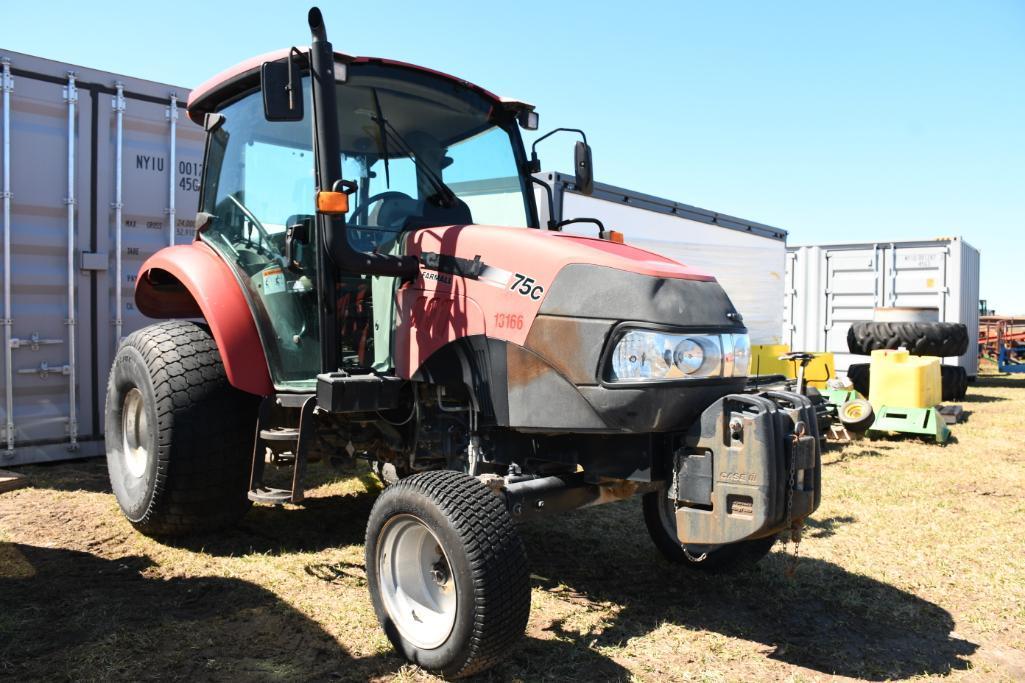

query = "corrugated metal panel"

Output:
[[0, 50, 203, 465], [785, 238, 981, 377], [536, 172, 788, 345]]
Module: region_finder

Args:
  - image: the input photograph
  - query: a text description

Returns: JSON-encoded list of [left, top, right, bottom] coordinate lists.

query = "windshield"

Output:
[[335, 63, 535, 251]]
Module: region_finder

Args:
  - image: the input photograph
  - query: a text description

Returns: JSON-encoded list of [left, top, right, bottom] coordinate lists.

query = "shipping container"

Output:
[[784, 238, 980, 378], [533, 172, 788, 346], [0, 50, 203, 465]]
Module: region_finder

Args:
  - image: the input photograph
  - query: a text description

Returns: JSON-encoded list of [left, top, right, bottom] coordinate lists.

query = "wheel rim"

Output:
[[376, 514, 457, 650], [844, 404, 864, 419], [121, 388, 150, 479]]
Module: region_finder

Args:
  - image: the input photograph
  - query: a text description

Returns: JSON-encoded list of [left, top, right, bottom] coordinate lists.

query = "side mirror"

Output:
[[574, 140, 594, 196], [261, 53, 304, 121], [285, 217, 312, 272]]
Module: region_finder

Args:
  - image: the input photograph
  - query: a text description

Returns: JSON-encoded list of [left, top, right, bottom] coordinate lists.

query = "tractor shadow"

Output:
[[171, 465, 382, 558], [0, 543, 618, 682], [0, 543, 401, 681], [972, 375, 1025, 389], [959, 393, 1008, 404], [10, 457, 112, 494], [802, 514, 856, 539], [513, 500, 976, 681], [823, 442, 896, 466]]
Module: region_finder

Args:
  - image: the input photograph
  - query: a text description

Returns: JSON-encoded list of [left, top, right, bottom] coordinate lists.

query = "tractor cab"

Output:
[[187, 46, 542, 388]]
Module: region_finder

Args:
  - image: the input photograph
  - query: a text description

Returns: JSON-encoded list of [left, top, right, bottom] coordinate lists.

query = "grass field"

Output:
[[2, 372, 1023, 681]]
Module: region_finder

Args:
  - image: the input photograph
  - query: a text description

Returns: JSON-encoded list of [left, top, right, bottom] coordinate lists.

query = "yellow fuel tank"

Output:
[[868, 349, 941, 409]]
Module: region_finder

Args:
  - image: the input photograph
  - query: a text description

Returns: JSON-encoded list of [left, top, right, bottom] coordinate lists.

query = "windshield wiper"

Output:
[[363, 99, 456, 207], [370, 89, 391, 188], [380, 117, 457, 207]]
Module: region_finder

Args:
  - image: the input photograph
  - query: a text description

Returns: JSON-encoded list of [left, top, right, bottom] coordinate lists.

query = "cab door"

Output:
[[197, 85, 322, 390]]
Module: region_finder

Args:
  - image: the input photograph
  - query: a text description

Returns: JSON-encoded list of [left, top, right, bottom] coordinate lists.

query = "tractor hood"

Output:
[[398, 222, 745, 376], [404, 224, 716, 288], [401, 224, 743, 334], [399, 224, 748, 434]]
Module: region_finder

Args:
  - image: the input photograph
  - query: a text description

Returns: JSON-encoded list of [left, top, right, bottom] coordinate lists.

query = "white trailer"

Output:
[[534, 172, 788, 346], [784, 238, 981, 377]]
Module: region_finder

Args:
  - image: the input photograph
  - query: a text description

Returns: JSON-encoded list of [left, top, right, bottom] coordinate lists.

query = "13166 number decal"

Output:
[[493, 313, 524, 329], [509, 273, 544, 300]]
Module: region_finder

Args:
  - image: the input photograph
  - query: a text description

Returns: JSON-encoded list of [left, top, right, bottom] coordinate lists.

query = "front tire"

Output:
[[642, 489, 776, 573], [365, 470, 530, 678], [105, 320, 259, 536]]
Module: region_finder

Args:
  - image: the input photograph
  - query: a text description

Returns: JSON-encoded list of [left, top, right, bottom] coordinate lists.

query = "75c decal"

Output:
[[509, 273, 545, 301]]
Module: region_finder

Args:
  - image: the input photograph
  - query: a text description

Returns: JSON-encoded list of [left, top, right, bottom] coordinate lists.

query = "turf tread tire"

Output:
[[105, 320, 259, 537], [365, 470, 530, 679], [846, 321, 969, 357]]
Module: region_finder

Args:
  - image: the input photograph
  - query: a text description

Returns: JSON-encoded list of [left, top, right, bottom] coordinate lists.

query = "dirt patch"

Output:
[[2, 373, 1024, 681]]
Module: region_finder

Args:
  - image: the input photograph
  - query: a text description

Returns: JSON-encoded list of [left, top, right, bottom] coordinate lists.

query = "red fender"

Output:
[[134, 241, 273, 396]]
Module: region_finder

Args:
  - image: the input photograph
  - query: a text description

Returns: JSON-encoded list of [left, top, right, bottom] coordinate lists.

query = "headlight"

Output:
[[607, 329, 749, 382], [723, 333, 751, 378], [610, 330, 673, 381]]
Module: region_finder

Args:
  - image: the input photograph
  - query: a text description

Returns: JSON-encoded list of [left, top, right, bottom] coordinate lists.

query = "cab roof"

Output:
[[186, 47, 533, 125]]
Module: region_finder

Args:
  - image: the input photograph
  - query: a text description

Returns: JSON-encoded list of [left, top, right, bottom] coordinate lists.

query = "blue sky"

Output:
[[3, 0, 1023, 312]]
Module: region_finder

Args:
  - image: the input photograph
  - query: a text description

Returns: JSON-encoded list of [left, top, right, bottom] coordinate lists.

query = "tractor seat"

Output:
[[779, 352, 816, 364]]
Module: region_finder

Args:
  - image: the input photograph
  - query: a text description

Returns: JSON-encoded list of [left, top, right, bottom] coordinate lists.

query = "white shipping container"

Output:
[[0, 50, 203, 465], [784, 238, 980, 377], [535, 172, 787, 345]]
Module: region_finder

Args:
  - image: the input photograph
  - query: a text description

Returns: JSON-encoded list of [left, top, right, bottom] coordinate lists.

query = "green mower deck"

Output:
[[867, 405, 950, 443]]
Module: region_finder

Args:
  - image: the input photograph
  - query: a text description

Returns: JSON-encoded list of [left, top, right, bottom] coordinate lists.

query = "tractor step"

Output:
[[248, 486, 295, 505], [317, 370, 403, 413], [259, 427, 300, 441], [248, 395, 316, 505]]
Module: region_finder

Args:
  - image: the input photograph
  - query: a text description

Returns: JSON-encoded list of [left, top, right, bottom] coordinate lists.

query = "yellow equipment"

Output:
[[749, 345, 835, 389], [867, 349, 941, 409]]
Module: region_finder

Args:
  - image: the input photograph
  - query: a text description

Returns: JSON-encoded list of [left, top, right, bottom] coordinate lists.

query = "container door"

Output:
[[822, 245, 882, 373], [1, 71, 95, 463], [881, 242, 976, 370], [881, 244, 949, 319], [94, 91, 205, 387]]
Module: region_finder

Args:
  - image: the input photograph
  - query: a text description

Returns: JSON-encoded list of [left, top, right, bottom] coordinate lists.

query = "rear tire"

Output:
[[846, 321, 969, 357], [641, 490, 775, 573], [105, 320, 259, 537], [365, 470, 530, 678]]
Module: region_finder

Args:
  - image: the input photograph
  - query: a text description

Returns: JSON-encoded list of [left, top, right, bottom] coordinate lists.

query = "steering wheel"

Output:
[[226, 194, 276, 255], [347, 191, 415, 227]]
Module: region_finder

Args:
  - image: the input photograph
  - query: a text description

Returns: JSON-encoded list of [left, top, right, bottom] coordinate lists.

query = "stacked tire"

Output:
[[845, 315, 969, 402], [846, 321, 969, 358]]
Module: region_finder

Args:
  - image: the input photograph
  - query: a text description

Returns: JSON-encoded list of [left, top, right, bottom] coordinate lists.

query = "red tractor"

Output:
[[105, 8, 821, 677]]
